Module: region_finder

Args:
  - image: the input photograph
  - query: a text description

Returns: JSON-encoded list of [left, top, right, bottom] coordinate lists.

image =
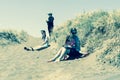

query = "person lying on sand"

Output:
[[24, 30, 50, 51], [48, 28, 89, 62]]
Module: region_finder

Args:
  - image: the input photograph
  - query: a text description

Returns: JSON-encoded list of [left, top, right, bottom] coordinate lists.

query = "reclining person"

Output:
[[24, 30, 49, 51]]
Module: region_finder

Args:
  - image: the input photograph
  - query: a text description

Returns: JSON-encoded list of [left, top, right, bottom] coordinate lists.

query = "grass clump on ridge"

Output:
[[0, 30, 28, 46]]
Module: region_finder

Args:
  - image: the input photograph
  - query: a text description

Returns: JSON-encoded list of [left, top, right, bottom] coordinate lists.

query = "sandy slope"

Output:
[[0, 37, 120, 80]]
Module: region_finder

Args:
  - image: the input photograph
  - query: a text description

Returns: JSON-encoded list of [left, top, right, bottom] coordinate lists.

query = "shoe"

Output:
[[24, 47, 31, 51]]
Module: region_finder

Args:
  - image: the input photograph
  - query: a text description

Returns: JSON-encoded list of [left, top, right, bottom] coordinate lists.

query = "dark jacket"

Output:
[[47, 16, 54, 27], [65, 35, 81, 52]]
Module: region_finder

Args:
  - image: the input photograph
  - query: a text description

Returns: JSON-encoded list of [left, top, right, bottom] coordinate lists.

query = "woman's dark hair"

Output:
[[41, 30, 46, 34], [70, 28, 77, 34]]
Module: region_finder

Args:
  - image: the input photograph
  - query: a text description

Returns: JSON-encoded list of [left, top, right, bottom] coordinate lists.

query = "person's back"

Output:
[[73, 35, 81, 51], [46, 13, 54, 36], [48, 16, 54, 23]]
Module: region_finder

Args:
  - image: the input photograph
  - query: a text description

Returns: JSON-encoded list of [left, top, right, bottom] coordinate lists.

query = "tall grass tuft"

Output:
[[0, 30, 28, 46]]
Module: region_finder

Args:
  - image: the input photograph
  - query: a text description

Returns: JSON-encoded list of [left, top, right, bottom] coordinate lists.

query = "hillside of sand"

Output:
[[0, 10, 120, 80], [0, 36, 120, 80]]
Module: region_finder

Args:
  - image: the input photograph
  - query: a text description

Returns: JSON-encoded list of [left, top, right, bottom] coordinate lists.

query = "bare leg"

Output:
[[48, 47, 70, 62], [24, 44, 48, 51], [32, 44, 48, 51], [33, 45, 42, 50], [48, 47, 63, 62], [55, 47, 70, 62]]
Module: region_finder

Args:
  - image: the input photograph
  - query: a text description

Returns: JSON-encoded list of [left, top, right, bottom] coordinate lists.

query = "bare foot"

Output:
[[47, 60, 54, 63]]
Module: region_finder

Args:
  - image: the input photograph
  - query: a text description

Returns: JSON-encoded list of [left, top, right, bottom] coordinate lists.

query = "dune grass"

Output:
[[53, 10, 120, 67], [0, 30, 28, 46], [0, 10, 120, 67], [0, 10, 120, 80]]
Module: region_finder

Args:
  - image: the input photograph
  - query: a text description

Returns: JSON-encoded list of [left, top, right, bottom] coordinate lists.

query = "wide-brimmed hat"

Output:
[[70, 28, 77, 34]]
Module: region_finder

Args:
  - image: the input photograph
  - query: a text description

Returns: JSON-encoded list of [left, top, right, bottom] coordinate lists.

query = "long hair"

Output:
[[41, 30, 46, 40]]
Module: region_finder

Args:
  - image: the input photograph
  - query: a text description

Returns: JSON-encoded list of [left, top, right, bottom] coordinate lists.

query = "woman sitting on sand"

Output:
[[48, 28, 88, 62], [24, 30, 49, 51]]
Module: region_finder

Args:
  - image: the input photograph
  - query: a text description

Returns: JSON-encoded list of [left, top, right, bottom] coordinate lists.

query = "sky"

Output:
[[0, 0, 120, 37]]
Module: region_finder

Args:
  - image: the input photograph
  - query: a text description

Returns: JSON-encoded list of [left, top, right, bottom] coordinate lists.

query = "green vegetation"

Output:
[[53, 10, 120, 67], [0, 10, 119, 67], [0, 30, 28, 46]]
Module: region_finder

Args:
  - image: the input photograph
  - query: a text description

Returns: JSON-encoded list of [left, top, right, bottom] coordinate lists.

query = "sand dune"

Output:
[[0, 37, 120, 80]]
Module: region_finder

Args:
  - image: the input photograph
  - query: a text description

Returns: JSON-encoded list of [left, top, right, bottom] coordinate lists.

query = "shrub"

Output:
[[53, 10, 120, 67], [0, 30, 28, 46]]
